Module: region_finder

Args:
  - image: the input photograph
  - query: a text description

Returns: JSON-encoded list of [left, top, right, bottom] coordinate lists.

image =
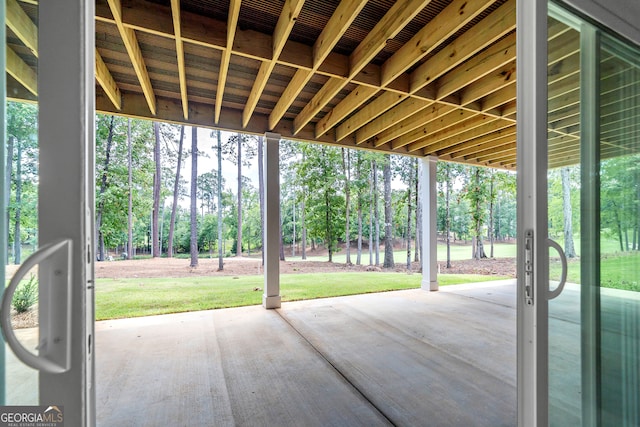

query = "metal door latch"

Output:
[[524, 230, 534, 306]]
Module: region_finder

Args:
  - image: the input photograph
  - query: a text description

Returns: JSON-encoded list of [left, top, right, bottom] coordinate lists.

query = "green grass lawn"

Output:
[[95, 272, 509, 320], [550, 251, 640, 291]]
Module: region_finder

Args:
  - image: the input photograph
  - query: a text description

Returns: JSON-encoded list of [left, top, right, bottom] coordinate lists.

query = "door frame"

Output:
[[516, 0, 550, 425], [38, 0, 95, 425]]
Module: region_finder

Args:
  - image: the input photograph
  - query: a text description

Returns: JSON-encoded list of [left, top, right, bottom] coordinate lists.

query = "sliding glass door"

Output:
[[518, 1, 640, 425]]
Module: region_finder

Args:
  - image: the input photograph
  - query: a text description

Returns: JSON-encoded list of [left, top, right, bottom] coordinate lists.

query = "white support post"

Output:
[[263, 133, 281, 309], [421, 156, 438, 291]]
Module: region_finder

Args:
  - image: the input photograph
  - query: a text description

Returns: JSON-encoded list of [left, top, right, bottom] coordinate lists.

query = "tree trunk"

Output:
[[5, 136, 14, 261], [127, 119, 134, 259], [301, 195, 307, 260], [561, 168, 577, 257], [406, 172, 412, 271], [13, 140, 22, 264], [152, 122, 162, 257], [279, 206, 286, 261], [341, 148, 352, 264], [168, 125, 184, 258], [190, 127, 199, 267], [325, 186, 332, 263], [489, 172, 495, 258], [445, 165, 452, 268], [217, 130, 224, 270], [414, 159, 420, 263], [473, 169, 487, 260], [258, 136, 264, 265], [369, 179, 374, 266], [383, 157, 394, 268], [236, 133, 242, 256], [373, 160, 380, 266], [96, 115, 115, 262]]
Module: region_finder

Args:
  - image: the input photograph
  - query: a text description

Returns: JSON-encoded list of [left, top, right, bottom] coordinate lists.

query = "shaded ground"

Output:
[[93, 256, 517, 279]]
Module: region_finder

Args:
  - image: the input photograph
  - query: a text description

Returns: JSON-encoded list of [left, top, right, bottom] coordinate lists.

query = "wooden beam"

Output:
[[7, 0, 37, 56], [315, 86, 379, 137], [313, 0, 368, 67], [482, 82, 516, 112], [382, 0, 494, 87], [107, 0, 157, 115], [332, 91, 408, 141], [373, 103, 456, 147], [95, 48, 122, 110], [243, 0, 305, 127], [270, 0, 367, 129], [171, 0, 189, 119], [6, 46, 37, 96], [356, 97, 433, 145], [294, 0, 430, 134], [447, 127, 517, 158], [416, 117, 512, 154], [410, 0, 515, 94], [436, 32, 516, 100], [319, 0, 491, 145], [459, 61, 516, 106], [215, 0, 241, 124], [393, 109, 481, 150]]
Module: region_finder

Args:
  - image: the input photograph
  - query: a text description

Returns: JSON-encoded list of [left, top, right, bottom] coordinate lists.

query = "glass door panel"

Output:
[[1, 0, 40, 405], [546, 3, 640, 425]]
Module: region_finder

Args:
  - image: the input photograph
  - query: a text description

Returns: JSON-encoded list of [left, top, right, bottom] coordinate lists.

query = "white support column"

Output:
[[421, 156, 438, 291], [263, 133, 281, 309]]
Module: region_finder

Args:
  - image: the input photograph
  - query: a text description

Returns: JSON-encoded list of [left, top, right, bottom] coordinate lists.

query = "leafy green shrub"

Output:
[[12, 274, 38, 313]]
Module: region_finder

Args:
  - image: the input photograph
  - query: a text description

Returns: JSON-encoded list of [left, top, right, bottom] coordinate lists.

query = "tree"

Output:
[[190, 127, 199, 267], [216, 130, 224, 270], [152, 122, 162, 257], [561, 167, 577, 258], [372, 159, 380, 265], [466, 167, 489, 260], [127, 119, 134, 259], [341, 148, 352, 265], [167, 125, 185, 257], [222, 133, 257, 256], [96, 115, 115, 262], [383, 155, 394, 268], [258, 136, 265, 263]]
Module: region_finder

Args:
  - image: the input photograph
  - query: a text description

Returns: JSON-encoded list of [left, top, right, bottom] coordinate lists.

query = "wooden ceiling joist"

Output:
[[242, 0, 305, 128], [170, 0, 189, 119], [409, 0, 516, 94], [215, 0, 241, 124], [318, 0, 494, 140], [6, 46, 37, 96], [7, 0, 37, 56], [294, 0, 431, 135], [95, 48, 122, 110], [106, 0, 157, 115]]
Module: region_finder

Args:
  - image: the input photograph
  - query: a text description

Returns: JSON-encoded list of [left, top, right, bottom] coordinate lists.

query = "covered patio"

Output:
[[95, 281, 518, 426]]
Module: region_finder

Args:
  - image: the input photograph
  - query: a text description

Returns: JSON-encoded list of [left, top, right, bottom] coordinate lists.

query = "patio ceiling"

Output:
[[5, 0, 591, 170]]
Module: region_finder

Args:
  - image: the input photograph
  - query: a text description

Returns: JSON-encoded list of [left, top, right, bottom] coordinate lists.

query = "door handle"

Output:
[[547, 238, 568, 300], [0, 239, 73, 374]]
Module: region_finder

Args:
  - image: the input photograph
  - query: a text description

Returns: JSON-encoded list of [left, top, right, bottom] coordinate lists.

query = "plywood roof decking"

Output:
[[8, 1, 636, 170]]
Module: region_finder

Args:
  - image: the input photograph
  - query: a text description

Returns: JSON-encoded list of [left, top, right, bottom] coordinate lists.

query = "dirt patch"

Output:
[[93, 256, 516, 279]]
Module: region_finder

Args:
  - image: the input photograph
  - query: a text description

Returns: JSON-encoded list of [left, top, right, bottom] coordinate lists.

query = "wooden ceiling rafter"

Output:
[[6, 46, 37, 96], [215, 0, 241, 124], [170, 0, 189, 119], [106, 0, 157, 115], [242, 0, 305, 128], [319, 0, 494, 141], [95, 48, 122, 110], [268, 0, 369, 130], [293, 0, 432, 135], [7, 0, 37, 56]]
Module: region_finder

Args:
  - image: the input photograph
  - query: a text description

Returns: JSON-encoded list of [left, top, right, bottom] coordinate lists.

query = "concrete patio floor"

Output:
[[95, 280, 517, 426]]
